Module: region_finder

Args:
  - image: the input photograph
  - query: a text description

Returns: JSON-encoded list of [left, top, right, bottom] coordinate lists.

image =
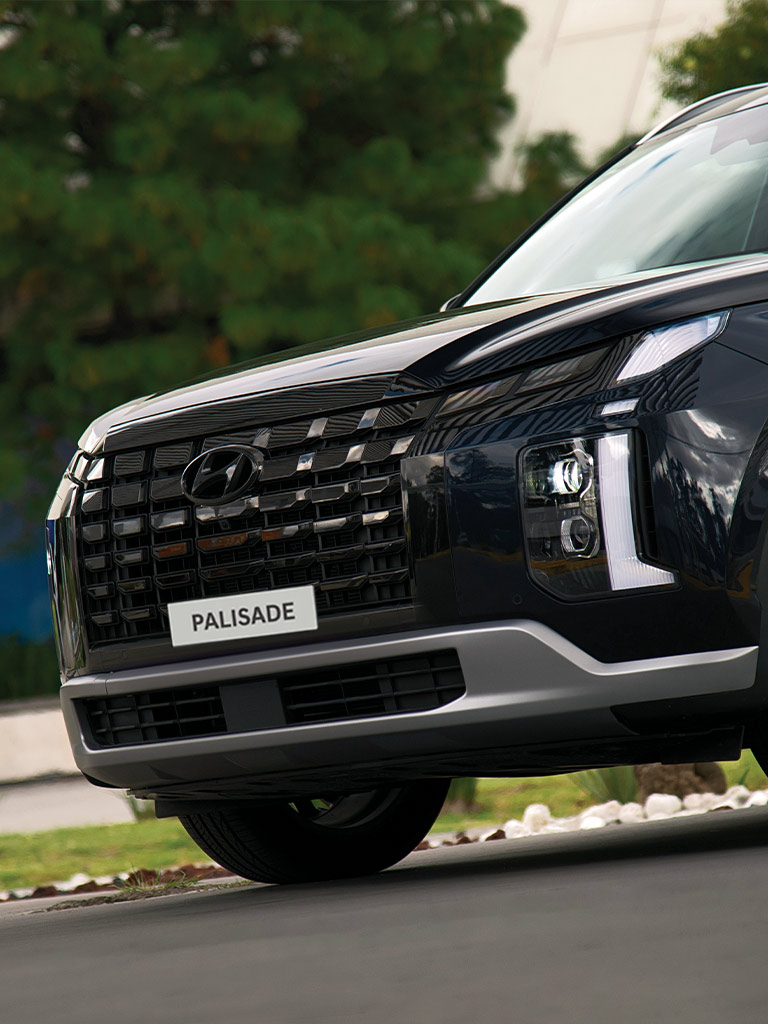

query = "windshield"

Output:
[[467, 104, 768, 305]]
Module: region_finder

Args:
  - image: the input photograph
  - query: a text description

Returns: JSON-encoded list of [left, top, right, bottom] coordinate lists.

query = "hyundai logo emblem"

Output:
[[181, 445, 265, 506]]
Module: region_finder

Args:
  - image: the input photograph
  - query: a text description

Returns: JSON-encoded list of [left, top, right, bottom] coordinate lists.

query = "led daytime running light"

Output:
[[596, 433, 676, 590]]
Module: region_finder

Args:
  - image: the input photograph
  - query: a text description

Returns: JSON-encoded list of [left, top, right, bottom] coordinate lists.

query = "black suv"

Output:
[[48, 84, 768, 882]]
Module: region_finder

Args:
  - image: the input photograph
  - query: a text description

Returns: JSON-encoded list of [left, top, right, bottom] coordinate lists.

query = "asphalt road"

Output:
[[2, 809, 767, 1024]]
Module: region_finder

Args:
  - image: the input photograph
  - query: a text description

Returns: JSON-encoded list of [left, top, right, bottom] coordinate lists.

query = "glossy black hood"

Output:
[[82, 254, 768, 453]]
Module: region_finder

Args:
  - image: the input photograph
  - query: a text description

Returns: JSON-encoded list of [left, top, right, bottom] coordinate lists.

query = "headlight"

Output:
[[522, 431, 676, 598], [615, 312, 728, 382]]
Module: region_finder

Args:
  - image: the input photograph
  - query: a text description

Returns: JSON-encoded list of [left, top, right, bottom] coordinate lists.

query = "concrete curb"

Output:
[[0, 700, 79, 784]]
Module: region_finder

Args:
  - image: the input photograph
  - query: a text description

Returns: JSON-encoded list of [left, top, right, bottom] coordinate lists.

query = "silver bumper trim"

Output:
[[59, 621, 758, 785]]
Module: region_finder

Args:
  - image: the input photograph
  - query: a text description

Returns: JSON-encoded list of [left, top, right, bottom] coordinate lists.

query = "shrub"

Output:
[[572, 766, 637, 805]]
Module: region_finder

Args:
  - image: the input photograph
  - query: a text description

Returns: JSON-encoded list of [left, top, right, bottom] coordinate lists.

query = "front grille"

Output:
[[76, 397, 438, 648], [79, 650, 465, 747]]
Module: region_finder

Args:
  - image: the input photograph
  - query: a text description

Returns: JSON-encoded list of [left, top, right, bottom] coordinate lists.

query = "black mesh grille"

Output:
[[79, 650, 465, 747], [83, 687, 226, 746], [76, 397, 438, 648], [280, 651, 465, 724]]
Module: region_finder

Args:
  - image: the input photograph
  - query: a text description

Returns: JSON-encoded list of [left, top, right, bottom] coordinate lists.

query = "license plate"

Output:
[[168, 585, 318, 647]]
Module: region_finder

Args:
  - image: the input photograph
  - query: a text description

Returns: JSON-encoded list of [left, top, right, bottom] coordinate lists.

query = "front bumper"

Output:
[[60, 620, 757, 799]]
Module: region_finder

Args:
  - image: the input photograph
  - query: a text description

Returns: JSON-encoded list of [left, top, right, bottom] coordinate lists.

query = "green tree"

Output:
[[0, 0, 531, 523], [660, 0, 768, 105]]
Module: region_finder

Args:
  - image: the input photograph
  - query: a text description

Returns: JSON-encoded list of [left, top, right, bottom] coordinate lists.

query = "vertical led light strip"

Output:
[[596, 433, 676, 591]]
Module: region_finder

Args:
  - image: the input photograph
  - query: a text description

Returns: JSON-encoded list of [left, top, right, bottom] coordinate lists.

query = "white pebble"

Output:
[[644, 793, 682, 818], [724, 785, 751, 807], [522, 803, 551, 833], [478, 784, 768, 848], [683, 793, 706, 811], [697, 792, 720, 811], [541, 817, 580, 834], [580, 815, 606, 830], [65, 872, 91, 888], [618, 802, 645, 824], [584, 800, 622, 823]]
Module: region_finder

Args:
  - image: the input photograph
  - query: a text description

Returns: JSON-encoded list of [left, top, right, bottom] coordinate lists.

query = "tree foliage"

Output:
[[0, 0, 529, 519], [660, 0, 768, 105], [0, 1, 584, 532]]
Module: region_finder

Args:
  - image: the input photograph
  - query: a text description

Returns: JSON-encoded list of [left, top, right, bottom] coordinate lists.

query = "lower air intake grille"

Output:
[[280, 651, 465, 724], [83, 686, 226, 746], [79, 650, 464, 747]]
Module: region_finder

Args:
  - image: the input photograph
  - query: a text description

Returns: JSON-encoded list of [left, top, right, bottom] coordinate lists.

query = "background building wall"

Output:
[[493, 0, 729, 186]]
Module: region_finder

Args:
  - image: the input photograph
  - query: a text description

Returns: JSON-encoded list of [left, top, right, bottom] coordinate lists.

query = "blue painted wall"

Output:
[[0, 554, 52, 641]]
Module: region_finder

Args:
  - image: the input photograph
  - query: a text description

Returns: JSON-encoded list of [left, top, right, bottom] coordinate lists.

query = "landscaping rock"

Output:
[[644, 793, 683, 818], [618, 802, 645, 824], [683, 792, 710, 811], [502, 819, 527, 839], [579, 815, 606, 830], [482, 828, 506, 841], [541, 816, 580, 834], [584, 800, 621, 823], [73, 880, 114, 894], [522, 803, 551, 832], [432, 785, 768, 855], [30, 886, 59, 898], [723, 785, 751, 806], [0, 862, 238, 902]]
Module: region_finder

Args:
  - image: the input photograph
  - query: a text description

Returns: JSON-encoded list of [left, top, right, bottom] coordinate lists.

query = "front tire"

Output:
[[179, 779, 450, 884]]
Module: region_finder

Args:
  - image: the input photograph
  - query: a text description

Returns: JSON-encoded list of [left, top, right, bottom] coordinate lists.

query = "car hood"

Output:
[[82, 255, 768, 453]]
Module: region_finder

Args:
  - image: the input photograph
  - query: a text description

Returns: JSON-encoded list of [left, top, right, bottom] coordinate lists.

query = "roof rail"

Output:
[[637, 82, 768, 146]]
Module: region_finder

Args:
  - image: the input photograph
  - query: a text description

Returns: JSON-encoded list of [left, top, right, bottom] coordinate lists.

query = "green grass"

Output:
[[1, 753, 766, 891], [0, 818, 205, 891]]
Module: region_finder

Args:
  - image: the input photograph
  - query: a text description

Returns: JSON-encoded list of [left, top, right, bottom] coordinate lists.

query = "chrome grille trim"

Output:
[[76, 399, 436, 647]]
